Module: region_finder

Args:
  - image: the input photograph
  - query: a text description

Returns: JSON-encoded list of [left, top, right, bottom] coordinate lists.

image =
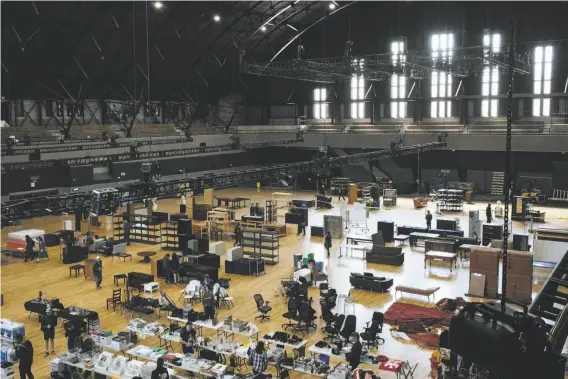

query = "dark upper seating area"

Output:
[[407, 118, 465, 133], [468, 118, 544, 134]]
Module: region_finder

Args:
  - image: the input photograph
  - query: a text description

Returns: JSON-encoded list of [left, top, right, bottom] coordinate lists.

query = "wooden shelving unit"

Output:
[[241, 230, 280, 266], [130, 214, 161, 245], [272, 192, 292, 221], [112, 213, 125, 241], [160, 221, 178, 250]]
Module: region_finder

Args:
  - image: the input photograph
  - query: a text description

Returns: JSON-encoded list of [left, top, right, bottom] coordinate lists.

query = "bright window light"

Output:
[[390, 40, 407, 118], [481, 31, 500, 117], [350, 59, 365, 119], [533, 45, 553, 116], [313, 88, 327, 119], [431, 33, 453, 117]]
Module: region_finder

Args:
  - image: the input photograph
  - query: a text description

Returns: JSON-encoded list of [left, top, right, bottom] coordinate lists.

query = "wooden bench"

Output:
[[394, 285, 440, 302], [424, 251, 458, 272]]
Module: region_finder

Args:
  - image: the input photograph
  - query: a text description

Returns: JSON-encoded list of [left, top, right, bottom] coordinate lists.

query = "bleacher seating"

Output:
[[307, 124, 345, 133], [69, 125, 111, 139], [407, 118, 464, 133], [468, 118, 544, 134], [0, 127, 57, 141], [350, 121, 403, 133], [129, 124, 180, 137], [550, 124, 568, 134]]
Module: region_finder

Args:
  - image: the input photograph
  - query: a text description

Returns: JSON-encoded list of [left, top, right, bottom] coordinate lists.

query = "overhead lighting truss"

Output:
[[1, 141, 446, 221], [242, 45, 530, 83]]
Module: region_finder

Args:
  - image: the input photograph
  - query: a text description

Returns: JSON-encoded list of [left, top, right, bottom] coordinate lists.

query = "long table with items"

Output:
[[167, 316, 260, 342]]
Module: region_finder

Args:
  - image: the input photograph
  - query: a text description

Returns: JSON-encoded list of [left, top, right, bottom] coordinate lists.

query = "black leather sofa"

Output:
[[127, 272, 154, 291], [365, 246, 404, 266], [349, 273, 393, 293]]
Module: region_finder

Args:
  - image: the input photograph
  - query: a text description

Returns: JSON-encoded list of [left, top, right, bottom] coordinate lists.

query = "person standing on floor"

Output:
[[171, 253, 180, 284], [297, 213, 306, 236], [93, 256, 103, 290], [14, 334, 34, 379], [36, 236, 47, 262], [203, 285, 216, 320], [151, 357, 169, 379], [234, 222, 243, 247], [486, 203, 492, 223], [24, 235, 35, 262], [426, 210, 433, 231], [180, 323, 197, 354], [40, 307, 57, 356], [324, 232, 332, 258], [123, 219, 131, 245], [338, 186, 347, 201], [248, 341, 268, 375], [163, 254, 172, 284], [64, 321, 80, 350]]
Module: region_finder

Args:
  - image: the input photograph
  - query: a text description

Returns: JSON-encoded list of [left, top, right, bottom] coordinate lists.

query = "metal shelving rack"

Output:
[[130, 214, 161, 245], [265, 200, 277, 223], [438, 189, 464, 212], [241, 230, 280, 266], [160, 221, 178, 250]]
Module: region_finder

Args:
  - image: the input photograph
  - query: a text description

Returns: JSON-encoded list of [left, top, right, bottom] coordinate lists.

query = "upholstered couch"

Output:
[[349, 273, 393, 293], [365, 245, 404, 266]]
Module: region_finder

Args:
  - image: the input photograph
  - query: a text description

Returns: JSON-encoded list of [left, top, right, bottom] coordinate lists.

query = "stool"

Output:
[[69, 264, 85, 278], [114, 274, 127, 286]]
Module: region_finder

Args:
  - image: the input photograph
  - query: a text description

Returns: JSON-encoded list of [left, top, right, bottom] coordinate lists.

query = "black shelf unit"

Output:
[[241, 230, 280, 266], [112, 213, 125, 241], [483, 223, 504, 246], [160, 221, 178, 250], [130, 214, 161, 245], [438, 189, 464, 212], [265, 200, 277, 223]]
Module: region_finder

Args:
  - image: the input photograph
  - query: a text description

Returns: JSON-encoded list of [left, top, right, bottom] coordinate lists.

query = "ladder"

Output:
[[491, 172, 505, 196], [529, 250, 568, 329]]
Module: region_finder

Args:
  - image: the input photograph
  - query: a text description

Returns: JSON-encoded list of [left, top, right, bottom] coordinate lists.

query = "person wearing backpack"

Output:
[[14, 334, 34, 379], [93, 256, 103, 289], [25, 235, 35, 262], [37, 236, 48, 262]]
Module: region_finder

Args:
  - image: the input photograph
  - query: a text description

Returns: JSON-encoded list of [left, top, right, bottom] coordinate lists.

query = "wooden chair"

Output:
[[106, 289, 121, 311]]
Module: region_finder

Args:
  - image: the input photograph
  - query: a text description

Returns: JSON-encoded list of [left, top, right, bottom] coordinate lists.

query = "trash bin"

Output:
[[293, 253, 303, 269]]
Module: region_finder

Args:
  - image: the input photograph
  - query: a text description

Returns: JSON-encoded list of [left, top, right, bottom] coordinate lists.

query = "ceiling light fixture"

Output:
[[213, 14, 221, 22], [153, 1, 163, 10], [329, 3, 336, 10], [261, 25, 267, 32], [286, 24, 298, 32]]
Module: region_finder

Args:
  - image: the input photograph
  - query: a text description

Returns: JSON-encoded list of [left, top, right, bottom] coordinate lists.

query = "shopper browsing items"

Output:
[[180, 323, 197, 354], [37, 236, 48, 262], [248, 341, 268, 375], [151, 357, 169, 379], [345, 332, 362, 369], [14, 334, 34, 379]]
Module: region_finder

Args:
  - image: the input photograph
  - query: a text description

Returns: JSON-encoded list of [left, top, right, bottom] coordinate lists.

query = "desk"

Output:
[[409, 232, 440, 247], [215, 197, 249, 209], [456, 243, 481, 261], [262, 332, 308, 355], [112, 253, 132, 262], [345, 233, 373, 245], [424, 251, 458, 272], [338, 244, 369, 259], [137, 251, 156, 263]]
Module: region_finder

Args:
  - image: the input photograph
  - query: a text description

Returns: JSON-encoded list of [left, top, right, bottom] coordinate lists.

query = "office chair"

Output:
[[253, 294, 272, 322], [324, 314, 345, 342], [320, 303, 336, 332], [360, 320, 380, 348], [372, 311, 385, 344], [293, 301, 317, 336], [282, 296, 300, 330], [339, 315, 357, 343]]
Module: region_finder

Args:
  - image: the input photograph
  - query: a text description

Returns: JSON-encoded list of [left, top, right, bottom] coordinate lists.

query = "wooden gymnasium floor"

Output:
[[2, 187, 568, 379]]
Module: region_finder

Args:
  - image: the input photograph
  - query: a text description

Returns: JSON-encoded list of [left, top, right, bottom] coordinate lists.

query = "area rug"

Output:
[[384, 301, 453, 327]]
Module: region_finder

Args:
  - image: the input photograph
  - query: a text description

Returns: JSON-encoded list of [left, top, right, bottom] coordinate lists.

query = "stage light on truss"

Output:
[[152, 1, 163, 10], [286, 23, 298, 32], [213, 14, 221, 22], [329, 2, 336, 10]]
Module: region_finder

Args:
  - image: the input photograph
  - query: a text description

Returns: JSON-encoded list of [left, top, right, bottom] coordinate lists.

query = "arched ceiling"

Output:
[[1, 1, 333, 101]]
